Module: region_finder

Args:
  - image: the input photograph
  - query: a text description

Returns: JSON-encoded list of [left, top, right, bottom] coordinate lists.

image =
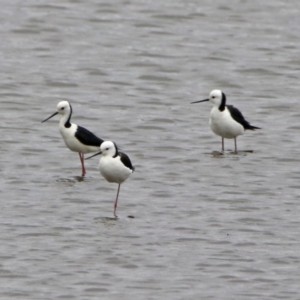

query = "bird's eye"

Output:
[[212, 96, 215, 99], [61, 107, 64, 110], [106, 148, 109, 150]]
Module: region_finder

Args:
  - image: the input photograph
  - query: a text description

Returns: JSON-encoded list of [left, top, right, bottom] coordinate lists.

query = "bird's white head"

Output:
[[85, 141, 118, 160], [56, 101, 71, 115], [100, 141, 118, 157], [42, 100, 72, 123], [191, 89, 226, 109], [208, 90, 224, 106]]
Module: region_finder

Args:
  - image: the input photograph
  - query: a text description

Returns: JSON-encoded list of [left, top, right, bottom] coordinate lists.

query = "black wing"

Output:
[[119, 152, 134, 171], [75, 125, 104, 147], [227, 105, 260, 130]]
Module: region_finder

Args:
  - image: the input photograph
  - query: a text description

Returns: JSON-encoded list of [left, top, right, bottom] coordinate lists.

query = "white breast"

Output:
[[99, 156, 132, 184], [209, 107, 244, 139]]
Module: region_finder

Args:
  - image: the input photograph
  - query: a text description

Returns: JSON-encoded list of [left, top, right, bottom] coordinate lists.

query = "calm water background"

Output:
[[1, 0, 300, 299]]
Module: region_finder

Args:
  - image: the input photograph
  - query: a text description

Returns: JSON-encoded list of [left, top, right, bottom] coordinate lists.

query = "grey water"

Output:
[[1, 0, 300, 299]]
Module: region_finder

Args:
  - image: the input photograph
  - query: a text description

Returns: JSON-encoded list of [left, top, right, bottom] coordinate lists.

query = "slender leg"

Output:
[[78, 153, 86, 176], [221, 138, 224, 152], [114, 184, 121, 218], [234, 138, 237, 154]]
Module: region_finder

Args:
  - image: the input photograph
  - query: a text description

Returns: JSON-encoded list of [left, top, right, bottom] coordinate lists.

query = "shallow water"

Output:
[[1, 0, 300, 299]]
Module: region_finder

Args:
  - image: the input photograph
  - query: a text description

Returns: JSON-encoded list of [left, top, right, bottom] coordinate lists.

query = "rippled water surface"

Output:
[[1, 0, 300, 299]]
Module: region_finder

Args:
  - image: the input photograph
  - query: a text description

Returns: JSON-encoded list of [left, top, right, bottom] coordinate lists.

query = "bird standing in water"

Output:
[[192, 90, 260, 153], [86, 141, 134, 218], [42, 101, 103, 176]]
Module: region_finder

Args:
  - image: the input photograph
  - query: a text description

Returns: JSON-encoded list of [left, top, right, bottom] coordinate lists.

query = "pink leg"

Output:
[[234, 138, 237, 154], [114, 184, 121, 218], [222, 138, 224, 152], [78, 153, 86, 176]]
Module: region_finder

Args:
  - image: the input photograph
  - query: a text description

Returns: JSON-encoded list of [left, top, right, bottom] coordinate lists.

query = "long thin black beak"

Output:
[[41, 111, 58, 123], [85, 151, 102, 160], [191, 99, 209, 104]]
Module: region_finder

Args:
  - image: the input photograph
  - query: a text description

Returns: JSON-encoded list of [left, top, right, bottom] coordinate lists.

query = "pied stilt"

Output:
[[42, 101, 103, 176], [86, 141, 134, 218], [192, 90, 260, 153]]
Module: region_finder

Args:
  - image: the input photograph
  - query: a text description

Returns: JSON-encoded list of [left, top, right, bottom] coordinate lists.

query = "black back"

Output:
[[112, 142, 134, 171], [227, 105, 260, 130], [75, 125, 104, 147], [119, 152, 135, 171]]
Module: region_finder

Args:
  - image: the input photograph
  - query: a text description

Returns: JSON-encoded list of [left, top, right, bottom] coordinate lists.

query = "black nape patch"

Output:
[[219, 92, 226, 111], [64, 104, 72, 128], [113, 142, 119, 158]]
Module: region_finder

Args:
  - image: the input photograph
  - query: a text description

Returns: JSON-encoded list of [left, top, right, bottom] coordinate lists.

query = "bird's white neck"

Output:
[[59, 110, 72, 128]]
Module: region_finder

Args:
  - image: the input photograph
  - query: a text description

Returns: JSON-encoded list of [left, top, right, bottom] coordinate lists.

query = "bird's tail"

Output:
[[246, 124, 261, 130]]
